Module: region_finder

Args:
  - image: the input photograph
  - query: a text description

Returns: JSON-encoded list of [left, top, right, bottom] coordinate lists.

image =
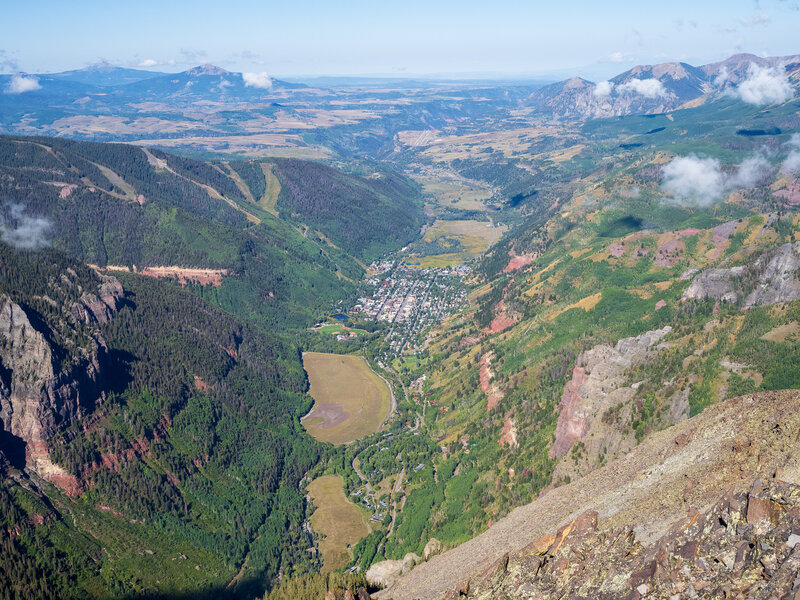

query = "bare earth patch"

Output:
[[503, 249, 537, 273], [655, 229, 700, 267], [100, 265, 228, 287], [499, 418, 518, 448], [480, 351, 504, 412]]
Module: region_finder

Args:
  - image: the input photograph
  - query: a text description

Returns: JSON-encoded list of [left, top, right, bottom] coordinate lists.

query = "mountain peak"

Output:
[[83, 60, 116, 72], [564, 76, 591, 89], [186, 64, 230, 76]]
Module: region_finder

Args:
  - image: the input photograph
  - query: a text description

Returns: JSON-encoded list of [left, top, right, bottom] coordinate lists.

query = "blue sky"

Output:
[[1, 0, 799, 77]]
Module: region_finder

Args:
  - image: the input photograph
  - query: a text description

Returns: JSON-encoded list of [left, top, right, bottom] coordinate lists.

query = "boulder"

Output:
[[366, 559, 407, 589], [423, 538, 442, 562]]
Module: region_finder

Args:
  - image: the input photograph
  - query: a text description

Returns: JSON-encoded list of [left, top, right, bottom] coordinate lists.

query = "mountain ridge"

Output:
[[375, 389, 800, 599]]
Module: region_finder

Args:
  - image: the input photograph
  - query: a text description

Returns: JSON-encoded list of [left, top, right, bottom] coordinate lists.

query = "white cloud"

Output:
[[661, 153, 778, 205], [713, 66, 729, 86], [739, 13, 771, 26], [0, 204, 52, 250], [138, 58, 158, 68], [731, 64, 794, 105], [608, 52, 628, 63], [661, 155, 725, 206], [242, 72, 272, 89], [784, 152, 800, 174], [593, 81, 614, 97], [729, 155, 774, 188], [617, 78, 667, 98], [5, 73, 41, 94], [782, 134, 800, 174]]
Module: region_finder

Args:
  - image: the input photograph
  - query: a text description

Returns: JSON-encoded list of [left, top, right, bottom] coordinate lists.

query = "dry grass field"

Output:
[[307, 475, 371, 572], [413, 172, 493, 211], [413, 219, 505, 267], [131, 134, 333, 158], [301, 352, 391, 444]]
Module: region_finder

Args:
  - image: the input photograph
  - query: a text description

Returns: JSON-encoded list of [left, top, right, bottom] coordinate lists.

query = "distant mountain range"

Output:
[[48, 60, 164, 86], [0, 62, 306, 106], [525, 53, 800, 119], [0, 53, 797, 143]]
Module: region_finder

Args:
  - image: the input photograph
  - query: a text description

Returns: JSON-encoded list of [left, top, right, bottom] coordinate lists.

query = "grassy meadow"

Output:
[[301, 352, 391, 444]]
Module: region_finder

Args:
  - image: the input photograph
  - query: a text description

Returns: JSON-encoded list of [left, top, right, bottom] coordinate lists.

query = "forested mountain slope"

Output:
[[0, 245, 324, 598], [0, 136, 421, 327]]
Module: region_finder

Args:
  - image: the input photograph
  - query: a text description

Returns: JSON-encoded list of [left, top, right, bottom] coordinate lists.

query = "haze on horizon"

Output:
[[2, 0, 799, 80]]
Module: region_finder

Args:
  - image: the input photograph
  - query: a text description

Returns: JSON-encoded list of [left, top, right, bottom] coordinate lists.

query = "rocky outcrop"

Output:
[[367, 540, 444, 590], [682, 242, 800, 307], [682, 266, 744, 302], [367, 553, 422, 589], [744, 241, 800, 307], [450, 478, 800, 600], [423, 538, 442, 562], [0, 276, 121, 489], [549, 326, 672, 459], [375, 390, 800, 599], [71, 274, 124, 324]]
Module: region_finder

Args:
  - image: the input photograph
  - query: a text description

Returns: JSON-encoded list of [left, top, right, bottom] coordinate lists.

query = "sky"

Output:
[[1, 0, 799, 78]]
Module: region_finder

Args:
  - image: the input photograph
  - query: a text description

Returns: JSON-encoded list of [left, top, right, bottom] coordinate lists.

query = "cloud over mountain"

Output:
[[617, 78, 666, 98], [783, 135, 800, 174], [661, 153, 775, 206], [593, 81, 614, 97], [661, 156, 725, 206], [731, 64, 794, 105], [242, 72, 272, 89], [5, 73, 40, 94], [729, 155, 774, 188], [0, 203, 52, 249]]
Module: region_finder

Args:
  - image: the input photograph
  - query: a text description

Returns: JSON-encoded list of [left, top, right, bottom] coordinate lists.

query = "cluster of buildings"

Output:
[[352, 263, 468, 357]]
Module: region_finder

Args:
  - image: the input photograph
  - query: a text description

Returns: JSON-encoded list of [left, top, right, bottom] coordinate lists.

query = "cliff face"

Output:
[[549, 326, 672, 460], [0, 273, 121, 491], [682, 242, 800, 307]]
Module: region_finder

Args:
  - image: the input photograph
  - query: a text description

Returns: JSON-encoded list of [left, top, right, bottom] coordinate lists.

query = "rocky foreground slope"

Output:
[[375, 390, 800, 599]]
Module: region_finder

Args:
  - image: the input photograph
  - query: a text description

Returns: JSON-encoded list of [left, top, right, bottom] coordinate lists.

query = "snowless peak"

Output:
[[83, 60, 116, 72], [564, 77, 590, 89], [186, 64, 230, 76]]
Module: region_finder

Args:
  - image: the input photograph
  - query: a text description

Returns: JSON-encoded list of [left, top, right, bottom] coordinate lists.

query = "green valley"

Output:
[[1, 45, 800, 600]]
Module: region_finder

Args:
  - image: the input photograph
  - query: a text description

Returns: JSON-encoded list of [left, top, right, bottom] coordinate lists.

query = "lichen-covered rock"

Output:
[[458, 479, 800, 600]]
